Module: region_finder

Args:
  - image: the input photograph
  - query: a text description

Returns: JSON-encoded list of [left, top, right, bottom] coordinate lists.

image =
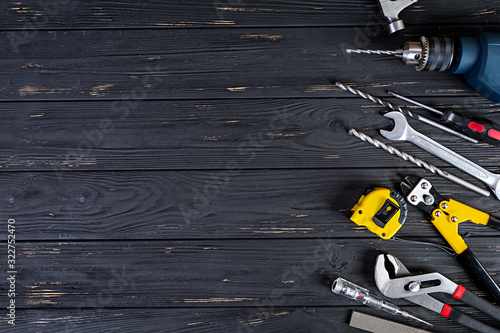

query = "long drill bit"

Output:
[[346, 49, 400, 56], [335, 81, 478, 143], [348, 128, 490, 197]]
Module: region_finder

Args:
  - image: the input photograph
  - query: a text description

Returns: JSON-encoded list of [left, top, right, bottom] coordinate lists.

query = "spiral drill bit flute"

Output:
[[348, 128, 490, 197], [335, 81, 477, 143]]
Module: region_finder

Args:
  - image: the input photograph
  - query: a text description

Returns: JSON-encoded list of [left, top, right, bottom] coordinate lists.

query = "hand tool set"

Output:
[[329, 4, 500, 331], [400, 176, 500, 304], [333, 86, 500, 330], [387, 92, 500, 145], [335, 81, 478, 143], [348, 128, 490, 197]]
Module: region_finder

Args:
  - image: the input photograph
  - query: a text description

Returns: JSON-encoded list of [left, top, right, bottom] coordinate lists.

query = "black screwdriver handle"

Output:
[[456, 248, 500, 304], [487, 215, 500, 231], [454, 287, 500, 321], [446, 306, 500, 333], [443, 110, 500, 145]]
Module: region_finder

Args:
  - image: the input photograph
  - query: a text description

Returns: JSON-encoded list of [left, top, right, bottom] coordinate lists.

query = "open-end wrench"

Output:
[[380, 111, 500, 200]]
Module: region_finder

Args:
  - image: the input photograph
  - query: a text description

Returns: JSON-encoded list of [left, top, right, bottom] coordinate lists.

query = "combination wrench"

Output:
[[380, 111, 500, 200]]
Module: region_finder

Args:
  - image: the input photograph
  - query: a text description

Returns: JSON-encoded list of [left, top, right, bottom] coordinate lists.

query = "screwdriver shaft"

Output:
[[336, 81, 478, 143], [387, 91, 444, 116], [348, 128, 490, 197]]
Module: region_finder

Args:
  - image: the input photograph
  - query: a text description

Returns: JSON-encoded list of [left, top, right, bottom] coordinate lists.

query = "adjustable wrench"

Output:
[[378, 0, 419, 34], [380, 111, 500, 200]]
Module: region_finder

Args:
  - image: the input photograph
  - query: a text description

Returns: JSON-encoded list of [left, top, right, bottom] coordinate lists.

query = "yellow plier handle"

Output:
[[430, 198, 500, 303], [431, 199, 490, 254]]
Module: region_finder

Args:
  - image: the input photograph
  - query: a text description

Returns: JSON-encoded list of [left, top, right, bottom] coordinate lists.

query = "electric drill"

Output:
[[347, 33, 500, 103]]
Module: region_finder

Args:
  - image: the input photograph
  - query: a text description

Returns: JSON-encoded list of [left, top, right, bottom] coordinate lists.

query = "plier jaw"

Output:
[[400, 176, 443, 214]]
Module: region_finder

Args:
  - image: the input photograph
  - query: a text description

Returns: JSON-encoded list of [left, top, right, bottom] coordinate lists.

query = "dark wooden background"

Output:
[[1, 1, 500, 332]]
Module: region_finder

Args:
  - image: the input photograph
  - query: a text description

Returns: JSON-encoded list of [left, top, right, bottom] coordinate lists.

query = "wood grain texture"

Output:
[[0, 1, 499, 29], [3, 27, 500, 101], [0, 97, 499, 171], [1, 169, 500, 241], [6, 239, 500, 309], [1, 2, 500, 331], [1, 306, 496, 333]]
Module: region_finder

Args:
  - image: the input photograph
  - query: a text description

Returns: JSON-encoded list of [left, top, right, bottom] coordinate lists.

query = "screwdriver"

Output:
[[332, 277, 434, 327], [387, 91, 500, 145]]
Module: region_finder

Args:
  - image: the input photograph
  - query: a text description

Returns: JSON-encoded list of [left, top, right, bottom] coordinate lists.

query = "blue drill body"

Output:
[[347, 33, 500, 103], [450, 33, 500, 103]]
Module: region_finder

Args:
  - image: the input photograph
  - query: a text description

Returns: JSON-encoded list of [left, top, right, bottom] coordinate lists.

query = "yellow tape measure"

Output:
[[348, 187, 407, 239]]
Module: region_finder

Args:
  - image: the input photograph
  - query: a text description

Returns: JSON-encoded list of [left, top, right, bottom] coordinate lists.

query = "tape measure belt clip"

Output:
[[374, 199, 400, 228]]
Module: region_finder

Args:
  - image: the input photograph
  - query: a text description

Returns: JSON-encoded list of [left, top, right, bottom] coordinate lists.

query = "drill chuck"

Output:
[[347, 36, 454, 72], [396, 36, 455, 72]]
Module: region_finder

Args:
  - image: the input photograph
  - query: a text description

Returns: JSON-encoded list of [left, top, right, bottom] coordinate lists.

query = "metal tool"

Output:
[[375, 254, 500, 333], [348, 187, 407, 239], [335, 81, 478, 143], [346, 36, 452, 71], [377, 0, 419, 34], [350, 311, 431, 333], [346, 33, 500, 103], [381, 111, 500, 200], [400, 176, 500, 304], [348, 129, 490, 197], [388, 91, 500, 145], [332, 277, 433, 327]]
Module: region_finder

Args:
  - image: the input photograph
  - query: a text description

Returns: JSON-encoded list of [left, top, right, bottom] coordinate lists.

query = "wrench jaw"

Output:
[[380, 111, 410, 141], [491, 180, 500, 201]]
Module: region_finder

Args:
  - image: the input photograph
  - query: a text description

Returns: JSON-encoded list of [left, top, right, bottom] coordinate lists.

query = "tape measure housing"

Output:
[[348, 187, 407, 239]]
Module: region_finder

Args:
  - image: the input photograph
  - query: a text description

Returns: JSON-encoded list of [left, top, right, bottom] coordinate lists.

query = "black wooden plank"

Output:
[[1, 306, 496, 333], [1, 1, 499, 29], [0, 97, 499, 171], [4, 239, 500, 308], [1, 169, 500, 241], [2, 27, 499, 101]]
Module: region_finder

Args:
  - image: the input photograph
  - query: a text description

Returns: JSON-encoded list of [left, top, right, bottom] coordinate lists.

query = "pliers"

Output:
[[401, 176, 500, 304], [375, 253, 500, 333]]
